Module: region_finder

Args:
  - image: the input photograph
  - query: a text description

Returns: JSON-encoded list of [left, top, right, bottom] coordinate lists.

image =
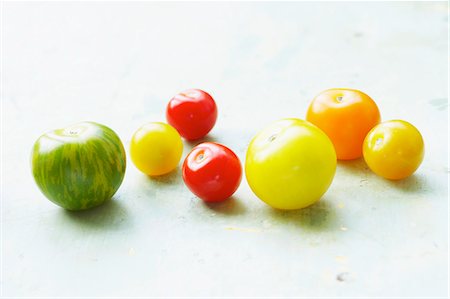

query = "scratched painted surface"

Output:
[[2, 2, 448, 297]]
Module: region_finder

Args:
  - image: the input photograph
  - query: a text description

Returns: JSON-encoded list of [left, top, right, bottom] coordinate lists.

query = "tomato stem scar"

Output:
[[196, 153, 205, 162]]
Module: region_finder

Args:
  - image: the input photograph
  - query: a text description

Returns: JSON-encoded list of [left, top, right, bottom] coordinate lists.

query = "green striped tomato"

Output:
[[31, 121, 126, 211]]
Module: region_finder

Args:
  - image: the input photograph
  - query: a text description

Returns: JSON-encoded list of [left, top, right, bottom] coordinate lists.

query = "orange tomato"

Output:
[[363, 120, 424, 180], [306, 88, 381, 160]]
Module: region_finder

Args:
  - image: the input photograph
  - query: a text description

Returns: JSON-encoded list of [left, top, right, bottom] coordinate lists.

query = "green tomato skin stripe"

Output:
[[31, 122, 126, 211]]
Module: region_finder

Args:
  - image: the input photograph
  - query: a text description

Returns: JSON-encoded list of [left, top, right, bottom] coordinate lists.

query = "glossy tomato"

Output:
[[363, 120, 424, 180], [31, 121, 126, 210], [245, 118, 336, 210], [166, 89, 218, 140], [182, 142, 242, 202], [306, 88, 380, 160], [130, 122, 183, 176]]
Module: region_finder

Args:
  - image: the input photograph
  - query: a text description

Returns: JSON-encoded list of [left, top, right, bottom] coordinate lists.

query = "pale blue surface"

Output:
[[2, 2, 448, 297]]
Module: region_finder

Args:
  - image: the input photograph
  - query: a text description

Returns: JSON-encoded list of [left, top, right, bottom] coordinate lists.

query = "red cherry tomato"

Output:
[[166, 89, 218, 140], [182, 142, 242, 202]]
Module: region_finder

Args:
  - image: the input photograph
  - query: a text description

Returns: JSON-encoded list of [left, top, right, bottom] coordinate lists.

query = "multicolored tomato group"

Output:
[[32, 87, 424, 211], [305, 88, 424, 182]]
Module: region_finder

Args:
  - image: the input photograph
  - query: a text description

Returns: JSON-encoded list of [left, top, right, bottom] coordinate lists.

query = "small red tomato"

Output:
[[182, 142, 242, 202], [166, 89, 218, 140]]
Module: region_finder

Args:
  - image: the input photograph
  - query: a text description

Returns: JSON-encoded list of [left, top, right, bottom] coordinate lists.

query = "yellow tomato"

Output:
[[363, 120, 424, 180], [245, 118, 336, 210], [130, 122, 183, 176]]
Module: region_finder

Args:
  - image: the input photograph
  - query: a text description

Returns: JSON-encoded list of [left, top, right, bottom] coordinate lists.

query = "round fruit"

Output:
[[31, 121, 126, 211], [166, 89, 218, 140], [245, 118, 336, 210], [182, 142, 242, 202], [363, 120, 424, 180], [306, 88, 381, 160], [130, 122, 183, 176]]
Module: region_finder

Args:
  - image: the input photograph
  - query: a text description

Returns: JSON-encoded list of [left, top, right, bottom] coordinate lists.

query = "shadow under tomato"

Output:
[[338, 157, 428, 194], [146, 167, 182, 185], [267, 199, 337, 231], [201, 196, 247, 216], [384, 173, 428, 194], [337, 157, 370, 174], [62, 197, 130, 230]]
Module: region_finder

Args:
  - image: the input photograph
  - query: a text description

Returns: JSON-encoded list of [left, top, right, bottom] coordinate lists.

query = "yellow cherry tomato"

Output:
[[363, 120, 424, 180], [130, 122, 183, 176], [245, 118, 336, 210]]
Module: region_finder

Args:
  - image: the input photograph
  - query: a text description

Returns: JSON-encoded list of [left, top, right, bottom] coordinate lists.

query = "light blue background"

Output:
[[2, 2, 448, 297]]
